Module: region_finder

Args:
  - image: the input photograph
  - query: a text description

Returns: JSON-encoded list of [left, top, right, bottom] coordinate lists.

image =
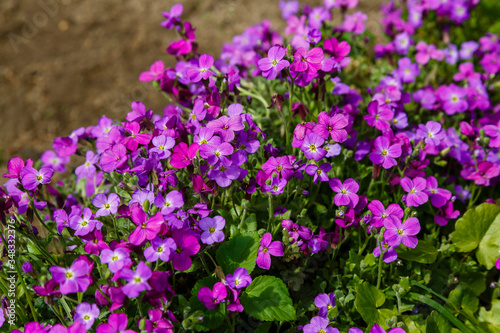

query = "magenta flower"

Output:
[[258, 46, 290, 80], [198, 282, 227, 310], [290, 47, 324, 75], [314, 112, 348, 142], [161, 4, 183, 29], [465, 161, 500, 186], [314, 292, 336, 317], [186, 54, 216, 82], [396, 57, 420, 83], [261, 156, 295, 181], [96, 313, 135, 333], [368, 201, 403, 228], [128, 203, 164, 246], [121, 261, 152, 298], [75, 302, 100, 329], [199, 216, 225, 245], [121, 122, 152, 152], [50, 259, 91, 294], [170, 143, 199, 169], [101, 248, 131, 273], [262, 175, 288, 195], [369, 136, 402, 169], [126, 101, 153, 123], [305, 163, 331, 183], [484, 120, 500, 148], [256, 233, 284, 270], [49, 322, 86, 333], [438, 84, 468, 115], [342, 11, 367, 34], [150, 135, 175, 159], [20, 166, 54, 191], [139, 60, 165, 82], [144, 237, 176, 262], [69, 207, 100, 236], [207, 163, 241, 188], [384, 217, 421, 248], [226, 268, 252, 289], [373, 240, 398, 264], [329, 178, 359, 208], [75, 151, 99, 179], [93, 193, 120, 217], [416, 121, 445, 146], [301, 133, 327, 161], [303, 316, 338, 333], [400, 177, 429, 207], [206, 115, 244, 142], [100, 143, 128, 173], [369, 323, 406, 333], [394, 32, 411, 55], [170, 229, 201, 271], [3, 156, 33, 178], [199, 142, 234, 165], [424, 176, 452, 208], [154, 190, 184, 215], [363, 101, 394, 131]]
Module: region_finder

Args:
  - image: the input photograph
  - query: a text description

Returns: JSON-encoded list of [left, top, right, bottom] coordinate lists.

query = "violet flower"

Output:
[[290, 47, 324, 75], [314, 112, 348, 142], [258, 46, 290, 80], [363, 101, 394, 131], [20, 166, 54, 191], [128, 203, 164, 246], [342, 11, 367, 34], [424, 176, 452, 208], [329, 178, 359, 208], [75, 151, 99, 180], [206, 115, 244, 142], [144, 237, 176, 262], [154, 190, 184, 215], [368, 200, 404, 228], [100, 248, 132, 273], [93, 193, 120, 217], [69, 207, 100, 236], [161, 4, 183, 29], [396, 57, 420, 83], [198, 282, 227, 310], [121, 261, 152, 298], [96, 313, 135, 333], [199, 216, 226, 245], [199, 142, 234, 165], [465, 161, 500, 186], [50, 259, 91, 294], [150, 135, 175, 159], [256, 233, 284, 270], [49, 322, 86, 333], [416, 121, 445, 146], [75, 302, 100, 329], [373, 240, 398, 263], [303, 316, 338, 333], [139, 60, 165, 82], [369, 136, 402, 169], [261, 156, 295, 181], [301, 133, 327, 161], [305, 163, 331, 183], [186, 54, 216, 82], [170, 143, 199, 169], [226, 268, 252, 289], [314, 292, 336, 317], [384, 217, 421, 248], [262, 175, 287, 195], [400, 177, 428, 207], [170, 229, 201, 271], [100, 143, 128, 173]]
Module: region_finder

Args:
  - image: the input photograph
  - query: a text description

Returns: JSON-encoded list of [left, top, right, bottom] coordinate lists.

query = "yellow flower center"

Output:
[[111, 255, 119, 262], [209, 227, 216, 233], [272, 60, 278, 66], [309, 144, 317, 152], [81, 220, 88, 227], [223, 125, 229, 130], [382, 213, 387, 218], [65, 271, 73, 279], [142, 223, 148, 229], [134, 276, 142, 283], [273, 185, 279, 191], [215, 151, 220, 157], [159, 145, 165, 150], [84, 315, 90, 320], [381, 149, 388, 156], [235, 279, 240, 285], [410, 189, 416, 193], [200, 138, 208, 144], [341, 189, 347, 194], [276, 166, 283, 171], [104, 203, 111, 209], [316, 169, 322, 175], [157, 246, 164, 253], [262, 247, 268, 253], [220, 166, 227, 172], [36, 175, 43, 181], [397, 229, 404, 235]]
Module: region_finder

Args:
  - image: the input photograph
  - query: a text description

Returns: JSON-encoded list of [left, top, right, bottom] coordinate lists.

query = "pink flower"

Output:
[[329, 178, 359, 208], [369, 136, 402, 169], [400, 177, 429, 207], [258, 46, 290, 80], [170, 229, 201, 271], [383, 217, 421, 248], [198, 282, 227, 309], [128, 203, 164, 246], [50, 259, 92, 294], [256, 233, 284, 270], [290, 47, 324, 75], [186, 54, 216, 82]]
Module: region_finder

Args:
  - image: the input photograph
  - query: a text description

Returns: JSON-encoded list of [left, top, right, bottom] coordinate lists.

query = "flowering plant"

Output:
[[2, 0, 500, 332]]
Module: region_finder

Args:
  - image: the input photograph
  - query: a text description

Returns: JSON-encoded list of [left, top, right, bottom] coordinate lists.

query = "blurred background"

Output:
[[0, 0, 384, 181]]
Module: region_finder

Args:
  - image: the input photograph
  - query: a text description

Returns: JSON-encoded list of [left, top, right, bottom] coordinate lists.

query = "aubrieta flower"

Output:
[[261, 156, 295, 181], [50, 259, 92, 294], [314, 292, 336, 317], [207, 115, 244, 142], [396, 57, 420, 83], [373, 240, 398, 263], [262, 175, 288, 195], [75, 151, 99, 179], [368, 200, 404, 228], [305, 163, 331, 183], [186, 54, 216, 82], [49, 322, 87, 333], [290, 47, 324, 74], [364, 101, 394, 131], [96, 313, 136, 333], [150, 135, 175, 159], [303, 316, 339, 333], [394, 32, 411, 55], [199, 141, 234, 165], [437, 84, 468, 115], [170, 142, 199, 168], [199, 216, 225, 245], [121, 261, 152, 298], [314, 112, 348, 142], [69, 207, 100, 236], [100, 143, 128, 173], [342, 11, 367, 34], [464, 161, 500, 186], [258, 46, 290, 80], [128, 203, 164, 246], [101, 248, 131, 274], [256, 233, 284, 270], [424, 176, 452, 208], [144, 237, 176, 262], [459, 40, 479, 60], [369, 136, 402, 169], [226, 268, 252, 289], [329, 178, 359, 208], [350, 323, 406, 333], [484, 120, 500, 148], [400, 177, 429, 207], [384, 217, 420, 248], [154, 190, 184, 215], [161, 4, 183, 29], [416, 121, 445, 146], [170, 229, 201, 271], [93, 193, 120, 217], [139, 60, 165, 82], [75, 302, 100, 329], [22, 262, 33, 274], [198, 282, 227, 309], [301, 132, 327, 161], [207, 162, 241, 187], [279, 0, 299, 19], [121, 121, 152, 152], [20, 166, 54, 191]]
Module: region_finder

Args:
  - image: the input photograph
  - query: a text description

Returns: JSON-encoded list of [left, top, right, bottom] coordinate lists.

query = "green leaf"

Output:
[[479, 300, 500, 332], [397, 240, 438, 264], [477, 212, 500, 269], [355, 282, 394, 329], [216, 232, 259, 275], [241, 275, 296, 322], [452, 203, 500, 252], [190, 276, 218, 298], [426, 311, 452, 333], [241, 213, 257, 233], [254, 322, 272, 333]]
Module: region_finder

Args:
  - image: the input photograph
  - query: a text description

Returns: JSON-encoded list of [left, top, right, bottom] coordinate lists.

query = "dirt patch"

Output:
[[0, 0, 383, 183]]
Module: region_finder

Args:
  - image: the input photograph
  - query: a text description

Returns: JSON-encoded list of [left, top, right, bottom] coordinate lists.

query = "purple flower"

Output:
[[206, 115, 244, 142], [144, 237, 176, 262], [170, 229, 201, 271], [261, 156, 295, 181], [305, 163, 331, 183], [303, 316, 338, 333], [198, 282, 227, 310], [307, 29, 322, 44], [301, 133, 327, 161], [368, 201, 403, 228], [22, 262, 33, 274], [396, 57, 420, 83], [121, 261, 152, 298], [384, 217, 420, 248], [161, 4, 183, 29], [314, 292, 336, 317], [50, 259, 91, 294], [329, 178, 359, 208], [75, 151, 99, 179], [154, 190, 184, 215], [139, 60, 165, 82], [342, 11, 367, 34], [290, 47, 324, 75], [363, 101, 394, 131], [75, 302, 100, 329], [400, 177, 428, 207], [370, 323, 406, 333], [207, 163, 241, 187], [97, 313, 135, 333], [100, 248, 132, 273], [100, 143, 128, 173], [199, 142, 234, 165], [369, 136, 402, 169], [93, 193, 120, 217], [41, 150, 69, 173], [20, 166, 54, 191], [394, 32, 411, 55], [256, 233, 284, 270], [150, 135, 175, 159], [309, 7, 331, 29], [279, 0, 300, 19], [416, 121, 445, 146], [465, 161, 500, 186], [314, 112, 348, 142], [226, 268, 252, 289], [373, 240, 398, 263], [128, 203, 164, 246], [49, 322, 87, 333], [424, 176, 452, 208], [186, 54, 216, 82], [69, 207, 100, 236], [199, 216, 225, 245], [258, 46, 290, 80], [262, 175, 288, 195], [437, 84, 468, 115], [459, 41, 479, 60]]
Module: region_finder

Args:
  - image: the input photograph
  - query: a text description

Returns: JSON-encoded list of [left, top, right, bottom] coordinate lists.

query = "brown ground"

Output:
[[0, 0, 383, 183]]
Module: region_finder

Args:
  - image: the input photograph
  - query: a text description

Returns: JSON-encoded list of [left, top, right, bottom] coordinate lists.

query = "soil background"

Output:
[[0, 0, 383, 183]]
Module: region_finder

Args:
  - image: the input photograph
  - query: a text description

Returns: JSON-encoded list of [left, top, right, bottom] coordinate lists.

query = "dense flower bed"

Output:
[[1, 0, 500, 332]]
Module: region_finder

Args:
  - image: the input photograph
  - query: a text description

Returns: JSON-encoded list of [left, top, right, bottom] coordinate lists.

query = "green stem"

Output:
[[376, 241, 384, 289], [267, 195, 274, 232]]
